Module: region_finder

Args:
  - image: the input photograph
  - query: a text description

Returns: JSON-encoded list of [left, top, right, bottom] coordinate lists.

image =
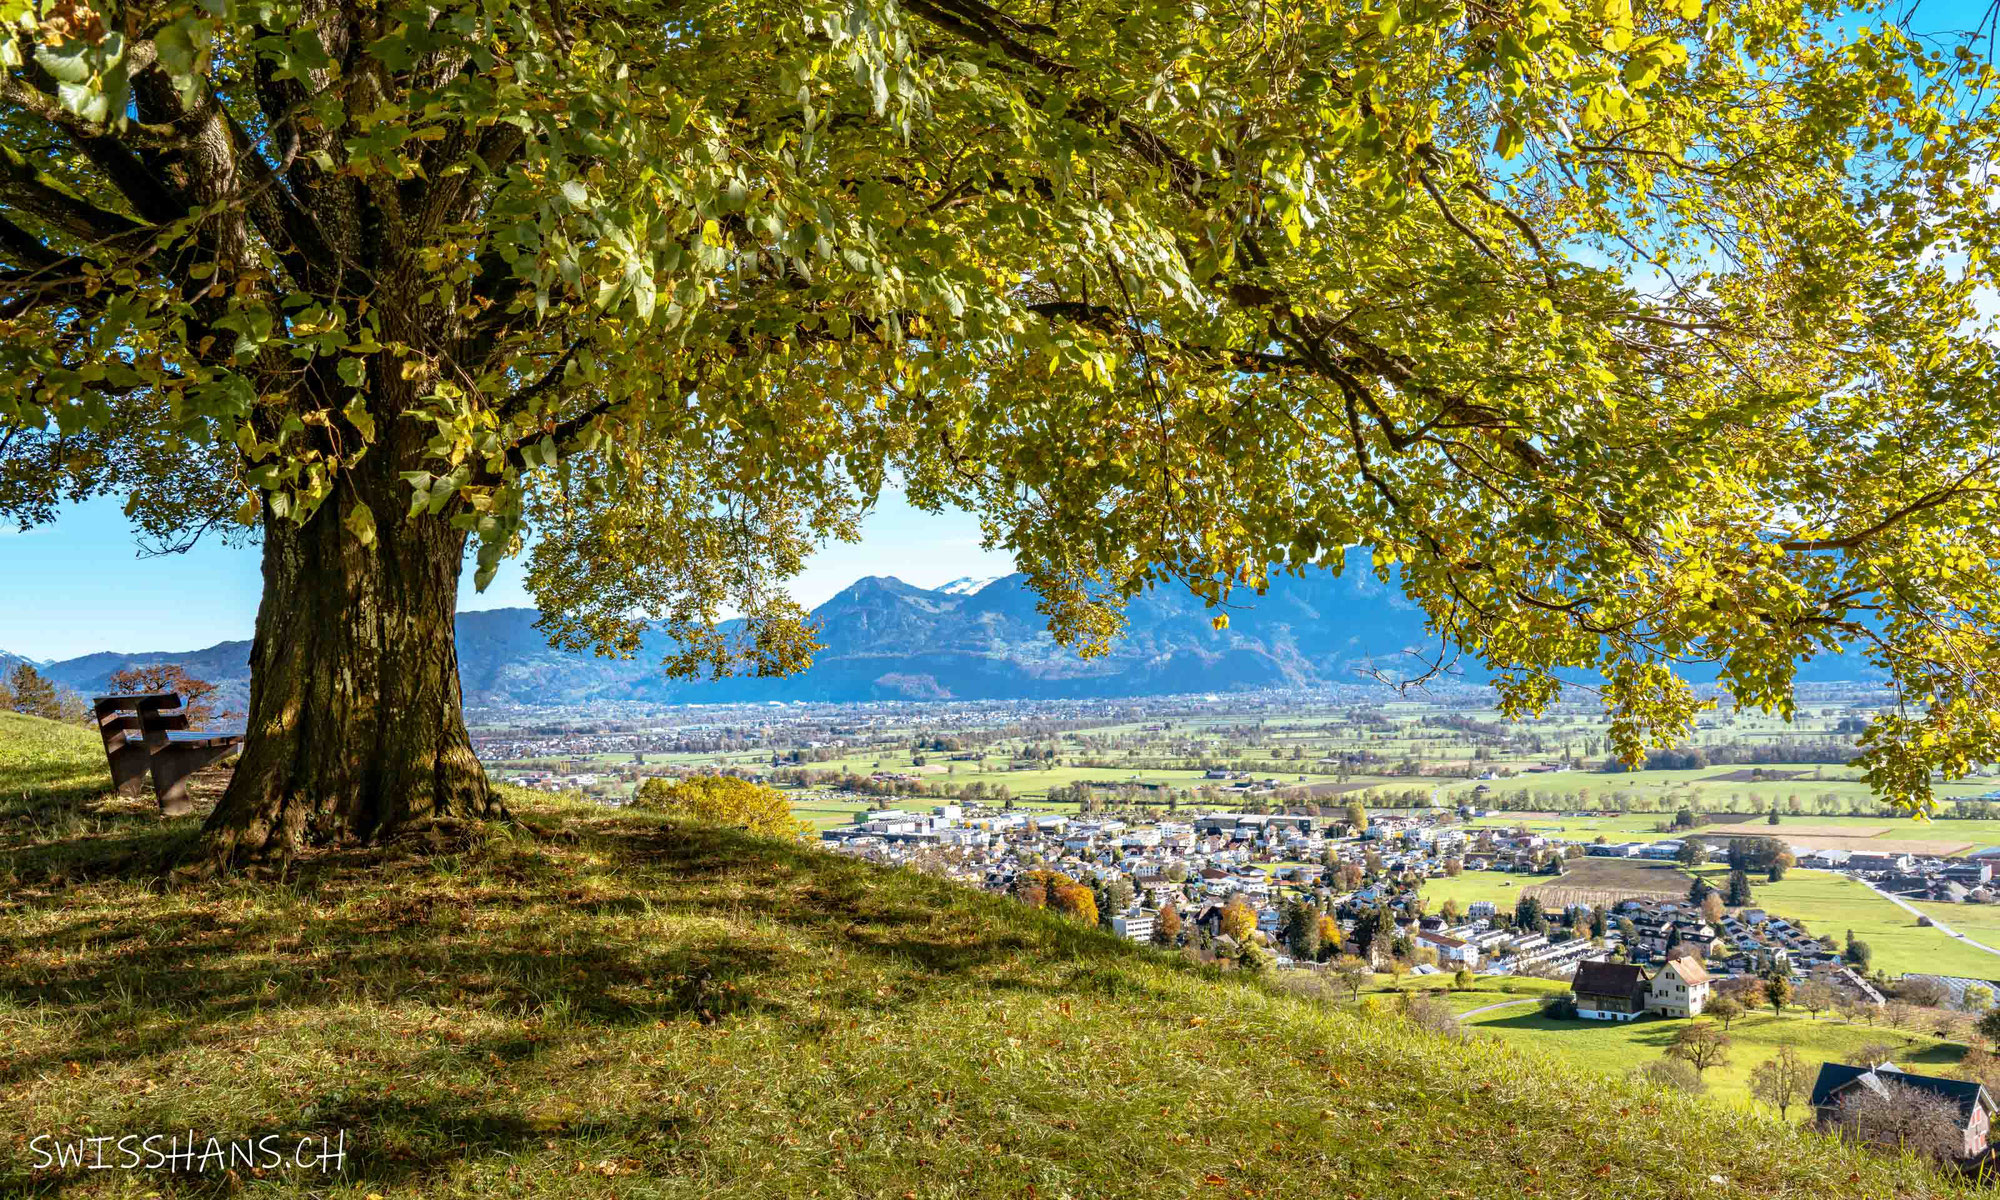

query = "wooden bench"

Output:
[[93, 693, 243, 817]]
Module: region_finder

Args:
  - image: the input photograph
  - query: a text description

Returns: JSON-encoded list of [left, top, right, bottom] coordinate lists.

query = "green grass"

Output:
[[1417, 871, 1543, 913], [1373, 975, 1569, 1014], [0, 710, 107, 807], [791, 754, 1369, 801], [1460, 808, 2000, 849], [784, 797, 878, 830], [1906, 898, 2000, 962], [1465, 1004, 1967, 1109], [1418, 859, 1695, 914], [0, 713, 1986, 1198]]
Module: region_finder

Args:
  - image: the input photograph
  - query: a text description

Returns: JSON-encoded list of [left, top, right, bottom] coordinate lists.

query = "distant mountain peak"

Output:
[[837, 575, 931, 599]]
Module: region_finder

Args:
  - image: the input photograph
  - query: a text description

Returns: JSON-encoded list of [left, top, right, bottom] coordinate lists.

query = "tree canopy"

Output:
[[4, 0, 2000, 854]]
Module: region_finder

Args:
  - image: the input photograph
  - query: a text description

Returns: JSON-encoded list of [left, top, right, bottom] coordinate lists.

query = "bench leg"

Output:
[[107, 743, 151, 796], [151, 754, 200, 817], [150, 744, 241, 817]]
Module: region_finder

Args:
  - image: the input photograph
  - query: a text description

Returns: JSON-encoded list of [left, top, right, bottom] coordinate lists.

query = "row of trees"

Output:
[[1476, 790, 1926, 820]]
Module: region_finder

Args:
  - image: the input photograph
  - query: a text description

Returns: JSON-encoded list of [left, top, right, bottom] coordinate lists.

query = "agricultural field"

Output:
[[1907, 899, 2000, 950], [1417, 871, 1547, 914], [1436, 763, 2000, 818], [489, 695, 2000, 855], [1373, 972, 1972, 1113], [1420, 859, 1698, 917], [788, 796, 880, 830]]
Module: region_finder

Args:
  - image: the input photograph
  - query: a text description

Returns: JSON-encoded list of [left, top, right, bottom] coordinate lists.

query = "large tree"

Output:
[[2, 0, 1998, 865]]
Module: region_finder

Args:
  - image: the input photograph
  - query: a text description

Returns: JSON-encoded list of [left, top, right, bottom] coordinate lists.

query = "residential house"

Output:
[[1572, 961, 1652, 1021], [1648, 956, 1711, 1017], [1417, 930, 1480, 969]]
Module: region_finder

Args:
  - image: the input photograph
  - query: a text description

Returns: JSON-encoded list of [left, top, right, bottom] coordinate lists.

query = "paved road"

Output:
[[1459, 997, 1542, 1019], [1865, 882, 2000, 960]]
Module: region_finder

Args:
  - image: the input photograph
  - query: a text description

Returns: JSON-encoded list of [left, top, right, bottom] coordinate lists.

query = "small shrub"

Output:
[[1271, 972, 1338, 1005], [1400, 992, 1467, 1041], [1540, 994, 1578, 1020], [1628, 1057, 1704, 1095], [631, 775, 810, 839]]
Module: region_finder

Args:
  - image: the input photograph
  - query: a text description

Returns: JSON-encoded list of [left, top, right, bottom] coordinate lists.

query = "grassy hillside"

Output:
[[0, 713, 1983, 1198], [0, 709, 108, 808]]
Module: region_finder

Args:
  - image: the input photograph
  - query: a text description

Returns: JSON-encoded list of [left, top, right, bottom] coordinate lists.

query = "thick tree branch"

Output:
[[1780, 461, 2000, 552], [0, 143, 152, 244], [495, 336, 586, 420]]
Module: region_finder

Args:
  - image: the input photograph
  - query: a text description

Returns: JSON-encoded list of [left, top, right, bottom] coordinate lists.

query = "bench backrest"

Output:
[[93, 693, 188, 736], [93, 693, 185, 793]]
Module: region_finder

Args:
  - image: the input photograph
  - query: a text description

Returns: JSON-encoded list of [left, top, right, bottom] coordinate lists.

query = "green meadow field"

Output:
[[1377, 973, 1968, 1112], [1462, 1003, 1967, 1109]]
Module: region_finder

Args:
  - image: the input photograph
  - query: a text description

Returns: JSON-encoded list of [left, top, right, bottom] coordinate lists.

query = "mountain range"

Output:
[[8, 555, 1884, 709]]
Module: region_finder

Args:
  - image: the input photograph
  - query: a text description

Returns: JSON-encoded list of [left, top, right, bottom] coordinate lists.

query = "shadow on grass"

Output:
[[0, 761, 232, 885], [0, 816, 1189, 1097], [0, 1091, 688, 1198]]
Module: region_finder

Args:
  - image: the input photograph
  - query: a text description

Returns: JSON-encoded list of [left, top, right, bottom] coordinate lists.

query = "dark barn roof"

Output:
[[1572, 961, 1648, 997]]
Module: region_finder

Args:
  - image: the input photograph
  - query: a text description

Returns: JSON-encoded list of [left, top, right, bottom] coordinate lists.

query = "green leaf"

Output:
[[1622, 56, 1663, 89], [343, 397, 376, 443], [35, 37, 100, 85], [154, 20, 208, 77], [344, 501, 377, 546]]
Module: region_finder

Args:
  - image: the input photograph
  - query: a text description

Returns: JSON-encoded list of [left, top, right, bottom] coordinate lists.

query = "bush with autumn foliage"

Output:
[[630, 775, 809, 840]]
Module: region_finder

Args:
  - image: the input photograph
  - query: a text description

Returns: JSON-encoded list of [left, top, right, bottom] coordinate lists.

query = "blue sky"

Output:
[[0, 491, 1016, 661]]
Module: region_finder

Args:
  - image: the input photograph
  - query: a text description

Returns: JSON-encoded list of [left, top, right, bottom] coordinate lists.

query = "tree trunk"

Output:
[[201, 458, 504, 867]]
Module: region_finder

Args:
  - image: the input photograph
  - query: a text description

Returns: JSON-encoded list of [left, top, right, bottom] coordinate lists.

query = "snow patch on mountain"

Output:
[[936, 576, 1004, 596]]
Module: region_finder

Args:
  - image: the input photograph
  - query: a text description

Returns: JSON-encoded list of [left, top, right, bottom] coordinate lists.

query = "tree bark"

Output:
[[201, 454, 504, 867]]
